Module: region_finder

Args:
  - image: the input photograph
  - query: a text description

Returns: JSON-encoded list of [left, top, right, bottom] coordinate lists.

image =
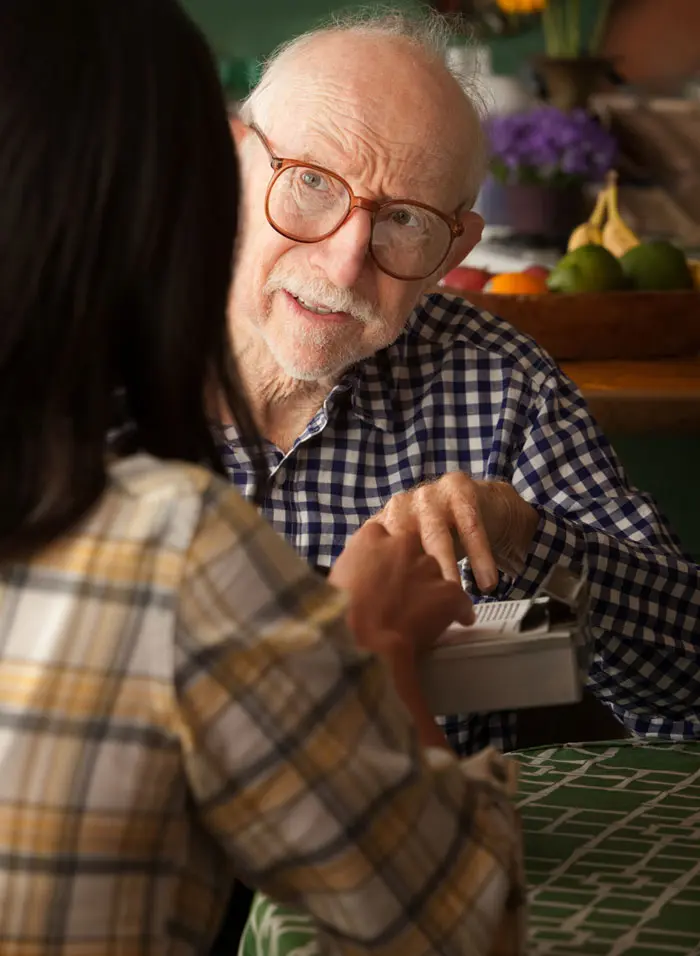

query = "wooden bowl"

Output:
[[436, 288, 700, 361]]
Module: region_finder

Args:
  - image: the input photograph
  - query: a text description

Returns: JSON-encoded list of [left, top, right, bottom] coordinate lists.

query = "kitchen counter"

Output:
[[562, 358, 700, 433]]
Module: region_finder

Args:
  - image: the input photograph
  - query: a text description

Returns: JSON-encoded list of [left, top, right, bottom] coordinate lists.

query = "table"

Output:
[[239, 741, 700, 956], [520, 741, 700, 955]]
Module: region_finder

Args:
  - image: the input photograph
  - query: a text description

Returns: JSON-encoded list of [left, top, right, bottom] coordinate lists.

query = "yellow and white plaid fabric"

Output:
[[0, 454, 524, 955]]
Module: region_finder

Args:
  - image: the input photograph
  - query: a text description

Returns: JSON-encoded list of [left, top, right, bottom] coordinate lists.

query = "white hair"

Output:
[[239, 8, 488, 205]]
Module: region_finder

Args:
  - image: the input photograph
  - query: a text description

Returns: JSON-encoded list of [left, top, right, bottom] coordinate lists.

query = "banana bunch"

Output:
[[567, 171, 641, 257], [601, 171, 640, 257], [687, 259, 700, 290], [567, 189, 608, 251]]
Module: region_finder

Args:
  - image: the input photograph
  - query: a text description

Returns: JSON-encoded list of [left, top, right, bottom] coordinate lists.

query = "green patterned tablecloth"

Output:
[[240, 741, 700, 956]]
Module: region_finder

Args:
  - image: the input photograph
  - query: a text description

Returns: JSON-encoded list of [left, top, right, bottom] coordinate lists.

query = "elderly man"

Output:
[[217, 13, 700, 757]]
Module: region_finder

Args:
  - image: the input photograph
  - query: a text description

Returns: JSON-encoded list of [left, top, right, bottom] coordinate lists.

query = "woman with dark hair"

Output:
[[0, 0, 524, 953]]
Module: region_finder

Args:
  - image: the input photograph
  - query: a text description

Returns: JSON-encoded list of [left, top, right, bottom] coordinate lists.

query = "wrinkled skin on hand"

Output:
[[369, 473, 540, 590]]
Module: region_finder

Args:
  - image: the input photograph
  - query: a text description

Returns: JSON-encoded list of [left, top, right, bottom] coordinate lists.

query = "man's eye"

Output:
[[300, 170, 328, 190], [390, 208, 418, 228]]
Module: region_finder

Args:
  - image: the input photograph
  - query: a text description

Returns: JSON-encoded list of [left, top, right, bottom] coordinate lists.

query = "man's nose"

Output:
[[307, 208, 373, 289]]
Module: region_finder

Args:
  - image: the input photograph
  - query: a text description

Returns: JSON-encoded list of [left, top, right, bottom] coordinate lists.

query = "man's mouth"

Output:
[[290, 293, 337, 316]]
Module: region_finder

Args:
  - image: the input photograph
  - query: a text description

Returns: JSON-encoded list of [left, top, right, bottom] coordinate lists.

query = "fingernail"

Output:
[[478, 571, 499, 593]]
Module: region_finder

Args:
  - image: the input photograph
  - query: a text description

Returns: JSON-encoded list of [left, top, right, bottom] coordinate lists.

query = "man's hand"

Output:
[[369, 474, 540, 590]]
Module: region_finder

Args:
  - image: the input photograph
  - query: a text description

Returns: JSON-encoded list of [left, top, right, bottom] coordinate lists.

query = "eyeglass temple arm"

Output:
[[249, 123, 283, 171]]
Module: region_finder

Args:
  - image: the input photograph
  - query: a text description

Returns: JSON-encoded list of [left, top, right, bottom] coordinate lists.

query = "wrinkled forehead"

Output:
[[271, 114, 457, 203], [257, 36, 475, 207]]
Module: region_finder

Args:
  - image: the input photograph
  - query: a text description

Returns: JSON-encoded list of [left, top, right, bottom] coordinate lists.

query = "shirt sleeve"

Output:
[[173, 476, 525, 955], [502, 367, 700, 739]]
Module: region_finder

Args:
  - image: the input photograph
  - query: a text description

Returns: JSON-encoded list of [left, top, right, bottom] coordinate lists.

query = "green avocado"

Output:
[[547, 244, 627, 294], [620, 240, 694, 291]]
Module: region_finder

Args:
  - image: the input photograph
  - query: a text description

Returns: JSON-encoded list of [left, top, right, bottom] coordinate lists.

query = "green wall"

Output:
[[182, 0, 417, 96], [183, 0, 358, 59]]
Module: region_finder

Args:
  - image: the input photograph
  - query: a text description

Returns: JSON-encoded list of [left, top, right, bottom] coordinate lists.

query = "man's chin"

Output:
[[263, 337, 356, 383]]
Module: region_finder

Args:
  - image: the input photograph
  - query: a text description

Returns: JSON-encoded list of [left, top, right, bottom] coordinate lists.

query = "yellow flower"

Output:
[[495, 0, 547, 12]]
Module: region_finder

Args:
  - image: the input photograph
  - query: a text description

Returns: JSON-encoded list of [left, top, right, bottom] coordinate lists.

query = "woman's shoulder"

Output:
[[94, 453, 258, 551], [107, 455, 339, 646], [109, 453, 221, 500]]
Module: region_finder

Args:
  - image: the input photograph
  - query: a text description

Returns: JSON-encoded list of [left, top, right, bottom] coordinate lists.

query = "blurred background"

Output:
[[185, 0, 700, 100]]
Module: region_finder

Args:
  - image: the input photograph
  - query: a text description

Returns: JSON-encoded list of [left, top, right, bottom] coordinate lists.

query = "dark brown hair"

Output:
[[0, 0, 265, 557]]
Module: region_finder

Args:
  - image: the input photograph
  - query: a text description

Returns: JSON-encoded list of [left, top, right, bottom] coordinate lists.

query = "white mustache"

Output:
[[264, 267, 382, 326]]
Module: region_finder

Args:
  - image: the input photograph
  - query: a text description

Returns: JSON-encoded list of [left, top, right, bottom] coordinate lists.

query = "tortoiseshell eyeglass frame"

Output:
[[249, 123, 465, 282]]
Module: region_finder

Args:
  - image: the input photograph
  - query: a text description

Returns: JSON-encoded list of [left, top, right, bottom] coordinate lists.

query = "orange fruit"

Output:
[[486, 271, 548, 295]]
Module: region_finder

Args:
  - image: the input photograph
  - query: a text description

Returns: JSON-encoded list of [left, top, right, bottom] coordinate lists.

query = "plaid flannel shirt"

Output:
[[0, 454, 524, 954], [218, 292, 700, 756]]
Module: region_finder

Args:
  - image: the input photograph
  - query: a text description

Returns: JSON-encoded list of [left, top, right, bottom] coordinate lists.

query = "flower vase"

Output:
[[478, 177, 587, 245], [532, 56, 618, 111]]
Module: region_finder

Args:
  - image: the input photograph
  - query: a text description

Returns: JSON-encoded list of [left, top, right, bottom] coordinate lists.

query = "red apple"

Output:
[[523, 265, 551, 281], [440, 266, 492, 293]]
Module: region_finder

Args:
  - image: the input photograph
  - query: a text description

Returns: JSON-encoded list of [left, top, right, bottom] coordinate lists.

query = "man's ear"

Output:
[[229, 115, 249, 148], [437, 210, 484, 280]]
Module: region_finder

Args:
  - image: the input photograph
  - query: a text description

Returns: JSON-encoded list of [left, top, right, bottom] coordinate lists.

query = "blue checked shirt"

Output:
[[217, 292, 700, 756]]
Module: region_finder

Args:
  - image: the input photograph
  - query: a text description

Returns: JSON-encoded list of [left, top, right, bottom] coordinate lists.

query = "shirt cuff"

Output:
[[505, 507, 586, 601]]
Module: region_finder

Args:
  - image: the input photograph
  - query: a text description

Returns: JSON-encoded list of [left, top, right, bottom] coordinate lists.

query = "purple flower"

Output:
[[486, 107, 618, 186]]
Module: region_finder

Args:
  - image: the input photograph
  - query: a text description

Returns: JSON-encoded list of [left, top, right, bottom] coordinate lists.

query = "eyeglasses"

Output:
[[250, 124, 464, 282]]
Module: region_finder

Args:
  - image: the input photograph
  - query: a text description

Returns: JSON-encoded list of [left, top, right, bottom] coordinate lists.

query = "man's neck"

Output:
[[249, 375, 333, 453], [225, 332, 338, 453]]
